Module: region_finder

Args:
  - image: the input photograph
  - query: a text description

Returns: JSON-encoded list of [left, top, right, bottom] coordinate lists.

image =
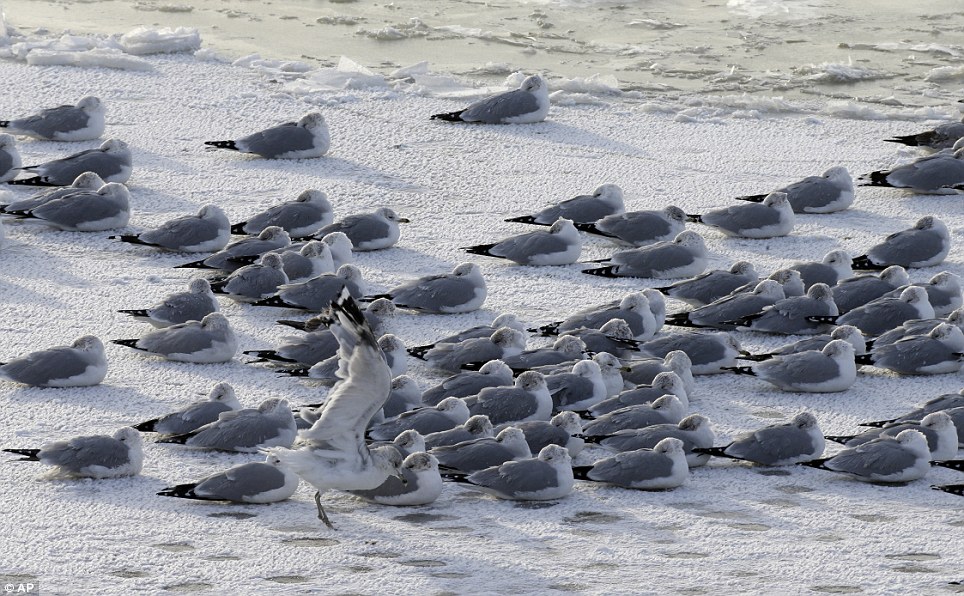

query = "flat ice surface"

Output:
[[0, 51, 962, 594]]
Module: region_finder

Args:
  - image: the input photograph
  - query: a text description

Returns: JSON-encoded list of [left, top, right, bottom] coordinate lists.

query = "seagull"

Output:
[[431, 74, 550, 124], [205, 112, 330, 159], [572, 437, 689, 490], [871, 307, 964, 348], [110, 205, 231, 253], [621, 350, 695, 395], [231, 189, 333, 237], [832, 266, 910, 314], [581, 395, 687, 437], [420, 360, 515, 407], [636, 330, 743, 375], [175, 226, 291, 271], [851, 216, 951, 270], [654, 261, 759, 308], [500, 411, 585, 457], [791, 250, 853, 290], [419, 327, 527, 373], [825, 411, 958, 461], [728, 268, 806, 299], [367, 397, 472, 441], [4, 182, 130, 231], [0, 335, 107, 387], [734, 167, 854, 213], [320, 231, 354, 267], [462, 371, 553, 425], [0, 133, 21, 182], [365, 262, 486, 314], [117, 278, 219, 328], [0, 171, 104, 214], [431, 427, 532, 474], [859, 145, 964, 193], [584, 414, 716, 467], [308, 207, 408, 250], [817, 286, 934, 336], [729, 282, 838, 336], [855, 323, 964, 375], [268, 290, 402, 527], [157, 454, 300, 503], [664, 279, 785, 330], [879, 271, 963, 318], [693, 412, 825, 466], [859, 389, 964, 428], [297, 333, 406, 384], [558, 319, 641, 359], [575, 206, 688, 247], [346, 452, 443, 506], [723, 339, 857, 393], [111, 312, 238, 363], [505, 184, 624, 226], [885, 117, 964, 149], [738, 324, 866, 362], [382, 375, 422, 419], [686, 192, 794, 238], [7, 138, 132, 186], [588, 371, 690, 416], [209, 253, 290, 303], [156, 398, 297, 452], [2, 427, 142, 479], [494, 336, 588, 372], [407, 313, 526, 358], [0, 96, 105, 141], [582, 230, 708, 278], [543, 360, 608, 412], [271, 241, 335, 283], [252, 264, 364, 311], [533, 291, 660, 339], [423, 415, 495, 449], [134, 382, 242, 435], [440, 444, 574, 501], [798, 429, 932, 483], [463, 218, 582, 265]]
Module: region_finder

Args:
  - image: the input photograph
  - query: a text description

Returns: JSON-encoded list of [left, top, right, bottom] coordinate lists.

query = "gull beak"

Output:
[[397, 217, 411, 224]]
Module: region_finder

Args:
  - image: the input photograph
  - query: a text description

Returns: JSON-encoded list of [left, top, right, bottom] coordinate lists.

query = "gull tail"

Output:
[[439, 469, 471, 482], [570, 465, 597, 482], [253, 295, 302, 309], [226, 255, 259, 267], [174, 258, 215, 269], [883, 134, 925, 147], [117, 309, 150, 319], [692, 446, 741, 460], [2, 448, 41, 461], [734, 194, 766, 203], [204, 140, 239, 151], [736, 353, 773, 362], [276, 319, 310, 332], [407, 345, 433, 360], [573, 222, 617, 238], [582, 266, 622, 278], [574, 433, 606, 445], [277, 367, 310, 377], [932, 459, 964, 472], [824, 435, 857, 445], [854, 354, 875, 366], [108, 234, 154, 246], [797, 457, 833, 471], [806, 315, 840, 325], [857, 418, 895, 428], [242, 350, 296, 364], [133, 418, 159, 433], [663, 313, 703, 328], [858, 170, 893, 188], [229, 221, 249, 235], [462, 243, 499, 258], [574, 410, 594, 421], [0, 120, 8, 128], [110, 338, 145, 351], [531, 322, 561, 336], [850, 254, 884, 271], [504, 215, 546, 225], [7, 176, 53, 186], [724, 314, 760, 329], [932, 483, 964, 497], [156, 433, 192, 445], [430, 110, 467, 123], [460, 361, 485, 372], [157, 483, 211, 500], [208, 279, 229, 294], [361, 293, 392, 303], [721, 366, 756, 376], [685, 213, 703, 223]]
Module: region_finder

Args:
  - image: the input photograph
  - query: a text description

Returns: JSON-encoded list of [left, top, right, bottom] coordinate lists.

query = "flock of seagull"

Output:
[[1, 75, 964, 530]]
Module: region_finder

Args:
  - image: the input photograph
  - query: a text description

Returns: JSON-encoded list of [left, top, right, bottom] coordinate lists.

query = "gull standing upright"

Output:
[[205, 112, 330, 159], [0, 96, 105, 141], [431, 74, 550, 124], [271, 291, 402, 527]]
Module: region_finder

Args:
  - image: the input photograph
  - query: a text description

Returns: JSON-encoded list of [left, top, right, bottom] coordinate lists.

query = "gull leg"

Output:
[[314, 491, 336, 530]]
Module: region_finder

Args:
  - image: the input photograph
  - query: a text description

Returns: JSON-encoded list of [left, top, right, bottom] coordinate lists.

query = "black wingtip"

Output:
[[685, 213, 703, 223], [407, 345, 432, 360], [734, 194, 766, 203], [253, 295, 299, 309], [133, 419, 158, 433], [570, 465, 595, 481], [156, 433, 191, 445], [663, 314, 701, 328], [204, 140, 239, 151], [576, 433, 606, 445], [882, 135, 918, 146], [850, 254, 884, 271], [859, 170, 893, 188], [460, 361, 484, 372], [276, 319, 309, 331], [439, 470, 471, 482], [111, 234, 152, 246], [241, 350, 296, 364], [797, 458, 833, 471], [157, 482, 207, 500], [736, 353, 773, 362], [582, 266, 621, 278], [824, 435, 855, 445], [932, 459, 964, 472], [7, 177, 53, 186], [0, 120, 8, 128], [111, 338, 142, 349], [857, 419, 893, 428], [173, 259, 213, 269], [721, 366, 756, 376], [504, 215, 545, 225], [854, 354, 875, 366], [931, 484, 964, 497], [117, 309, 150, 318], [806, 315, 840, 324], [278, 367, 311, 377], [532, 323, 561, 336], [692, 446, 739, 459], [462, 243, 498, 257], [229, 222, 248, 235], [430, 110, 466, 122], [2, 448, 41, 461]]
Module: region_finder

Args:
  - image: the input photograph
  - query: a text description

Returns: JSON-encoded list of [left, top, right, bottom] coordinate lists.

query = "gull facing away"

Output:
[[575, 206, 687, 247], [581, 395, 687, 437], [851, 216, 951, 270], [859, 145, 964, 193], [0, 335, 107, 387], [365, 262, 486, 314], [3, 427, 142, 479], [506, 184, 624, 226], [533, 291, 660, 340], [430, 426, 531, 474], [818, 286, 935, 337], [880, 271, 963, 318], [655, 261, 759, 308], [7, 138, 132, 186], [157, 454, 299, 504], [111, 312, 237, 363], [572, 437, 689, 490], [826, 411, 959, 461], [175, 226, 291, 271], [117, 278, 219, 328], [157, 398, 297, 453], [423, 415, 495, 449], [0, 96, 105, 141], [583, 414, 716, 468], [441, 444, 574, 501], [420, 360, 515, 406], [723, 339, 857, 393], [205, 112, 330, 159], [686, 192, 794, 238], [134, 382, 242, 435], [860, 389, 964, 428], [0, 133, 21, 182], [308, 207, 408, 250], [791, 250, 853, 290], [110, 205, 231, 253], [735, 167, 854, 213], [463, 371, 553, 425], [832, 266, 910, 314], [582, 230, 708, 279], [431, 74, 550, 124], [231, 189, 333, 237], [4, 182, 130, 231], [209, 253, 290, 303], [270, 290, 402, 528], [799, 429, 932, 483], [502, 411, 585, 457], [0, 171, 104, 214], [693, 412, 825, 466], [463, 218, 582, 266], [885, 117, 964, 149], [856, 323, 964, 375], [347, 452, 443, 506]]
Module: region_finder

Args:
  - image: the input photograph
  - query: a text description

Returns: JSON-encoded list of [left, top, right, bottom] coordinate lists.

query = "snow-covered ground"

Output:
[[0, 33, 962, 594]]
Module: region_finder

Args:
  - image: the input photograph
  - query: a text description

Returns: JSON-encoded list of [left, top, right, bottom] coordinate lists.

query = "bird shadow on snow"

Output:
[[492, 120, 652, 160], [226, 156, 427, 194]]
